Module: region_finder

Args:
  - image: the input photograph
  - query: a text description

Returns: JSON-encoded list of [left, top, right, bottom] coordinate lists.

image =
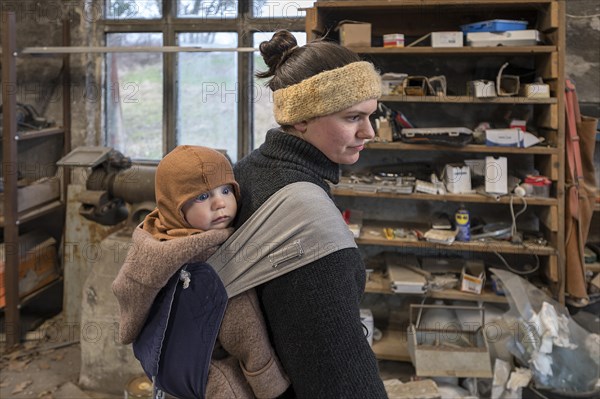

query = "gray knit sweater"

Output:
[[234, 129, 387, 398]]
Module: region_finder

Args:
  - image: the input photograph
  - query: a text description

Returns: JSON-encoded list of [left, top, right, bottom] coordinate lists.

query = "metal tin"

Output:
[[455, 208, 470, 242], [124, 375, 153, 399]]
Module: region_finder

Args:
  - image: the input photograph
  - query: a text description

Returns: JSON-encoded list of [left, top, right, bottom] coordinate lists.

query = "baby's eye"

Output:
[[222, 186, 231, 195], [194, 193, 209, 202]]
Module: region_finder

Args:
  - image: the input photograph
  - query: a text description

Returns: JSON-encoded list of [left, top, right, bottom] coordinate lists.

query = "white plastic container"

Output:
[[466, 30, 540, 47], [360, 308, 374, 346]]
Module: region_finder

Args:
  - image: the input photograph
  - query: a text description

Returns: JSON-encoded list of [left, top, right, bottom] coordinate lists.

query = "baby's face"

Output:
[[181, 184, 237, 230]]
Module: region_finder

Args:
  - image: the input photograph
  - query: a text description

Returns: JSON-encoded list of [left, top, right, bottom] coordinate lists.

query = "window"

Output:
[[177, 0, 237, 18], [106, 33, 164, 159], [105, 0, 162, 19], [177, 33, 238, 159], [102, 0, 305, 162], [252, 1, 312, 18]]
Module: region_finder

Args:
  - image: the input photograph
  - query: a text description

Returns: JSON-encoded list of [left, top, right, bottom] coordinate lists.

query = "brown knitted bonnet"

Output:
[[143, 145, 240, 240]]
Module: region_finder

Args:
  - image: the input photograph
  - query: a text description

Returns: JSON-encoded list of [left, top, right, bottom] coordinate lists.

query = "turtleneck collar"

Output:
[[259, 128, 340, 184]]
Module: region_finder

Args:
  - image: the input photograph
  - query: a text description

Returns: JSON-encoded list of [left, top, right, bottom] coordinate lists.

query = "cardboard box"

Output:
[[431, 32, 463, 47], [460, 260, 486, 294], [338, 21, 371, 47], [444, 163, 472, 194], [383, 33, 404, 48], [381, 73, 408, 95], [467, 80, 497, 98], [485, 156, 508, 195], [0, 231, 59, 308], [0, 177, 60, 216], [376, 117, 393, 142], [520, 83, 550, 98], [404, 76, 428, 96]]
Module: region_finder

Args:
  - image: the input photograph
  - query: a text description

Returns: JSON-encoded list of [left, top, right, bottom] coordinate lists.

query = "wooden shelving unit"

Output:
[[307, 0, 565, 361], [1, 11, 71, 346]]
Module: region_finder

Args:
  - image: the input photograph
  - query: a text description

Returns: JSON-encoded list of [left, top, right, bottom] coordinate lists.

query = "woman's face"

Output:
[[295, 99, 378, 165]]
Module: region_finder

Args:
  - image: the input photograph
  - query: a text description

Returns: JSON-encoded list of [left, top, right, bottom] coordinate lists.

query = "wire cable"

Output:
[[493, 250, 540, 275], [509, 195, 528, 239], [566, 13, 600, 19]]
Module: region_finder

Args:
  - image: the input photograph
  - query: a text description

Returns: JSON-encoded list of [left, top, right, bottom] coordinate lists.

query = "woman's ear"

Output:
[[293, 121, 308, 133]]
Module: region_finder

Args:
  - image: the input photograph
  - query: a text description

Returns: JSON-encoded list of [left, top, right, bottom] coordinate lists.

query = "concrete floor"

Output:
[[0, 314, 417, 399], [2, 307, 599, 398]]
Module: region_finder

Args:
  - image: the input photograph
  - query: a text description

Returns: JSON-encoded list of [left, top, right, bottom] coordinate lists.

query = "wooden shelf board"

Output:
[[0, 201, 64, 227], [17, 126, 64, 141], [358, 225, 557, 256], [350, 46, 556, 55], [366, 270, 508, 303], [372, 328, 411, 362], [0, 277, 63, 312], [379, 95, 557, 104], [365, 142, 558, 155], [585, 262, 600, 273], [332, 188, 558, 206]]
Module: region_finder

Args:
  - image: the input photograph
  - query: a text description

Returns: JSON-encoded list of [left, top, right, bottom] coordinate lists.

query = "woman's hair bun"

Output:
[[257, 30, 298, 78]]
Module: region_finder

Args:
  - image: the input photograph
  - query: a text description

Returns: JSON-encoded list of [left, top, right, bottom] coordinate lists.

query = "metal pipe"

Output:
[[111, 165, 156, 204], [21, 46, 257, 54]]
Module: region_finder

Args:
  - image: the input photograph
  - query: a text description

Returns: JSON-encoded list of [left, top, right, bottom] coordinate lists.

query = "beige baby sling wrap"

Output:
[[133, 182, 357, 398]]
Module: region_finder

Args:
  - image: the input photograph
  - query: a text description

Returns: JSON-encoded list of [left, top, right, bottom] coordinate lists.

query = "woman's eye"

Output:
[[349, 115, 360, 121], [195, 193, 209, 202]]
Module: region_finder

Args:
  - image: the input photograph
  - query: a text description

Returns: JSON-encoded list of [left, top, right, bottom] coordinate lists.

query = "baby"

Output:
[[113, 145, 289, 398]]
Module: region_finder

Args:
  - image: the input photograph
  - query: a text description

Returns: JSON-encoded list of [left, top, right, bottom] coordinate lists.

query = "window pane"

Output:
[[177, 0, 238, 19], [252, 32, 306, 148], [177, 33, 238, 162], [105, 0, 162, 19], [253, 1, 312, 18], [106, 33, 163, 160]]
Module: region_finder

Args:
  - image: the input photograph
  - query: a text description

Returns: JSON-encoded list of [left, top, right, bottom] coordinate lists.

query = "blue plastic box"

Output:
[[460, 19, 528, 33]]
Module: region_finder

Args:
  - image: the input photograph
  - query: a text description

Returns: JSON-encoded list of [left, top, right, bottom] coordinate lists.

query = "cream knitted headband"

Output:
[[273, 61, 382, 125]]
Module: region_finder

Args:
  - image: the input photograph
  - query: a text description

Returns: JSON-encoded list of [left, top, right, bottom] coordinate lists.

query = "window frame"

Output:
[[100, 0, 305, 161]]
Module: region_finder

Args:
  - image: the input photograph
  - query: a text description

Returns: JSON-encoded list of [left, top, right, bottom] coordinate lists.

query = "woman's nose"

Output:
[[359, 120, 375, 139]]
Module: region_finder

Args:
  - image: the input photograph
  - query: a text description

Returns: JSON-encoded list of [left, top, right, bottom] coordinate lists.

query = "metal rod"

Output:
[[21, 46, 257, 54], [2, 10, 21, 348], [62, 17, 72, 190]]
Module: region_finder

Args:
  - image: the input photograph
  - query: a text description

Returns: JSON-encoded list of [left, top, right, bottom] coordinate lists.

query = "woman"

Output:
[[234, 30, 387, 398]]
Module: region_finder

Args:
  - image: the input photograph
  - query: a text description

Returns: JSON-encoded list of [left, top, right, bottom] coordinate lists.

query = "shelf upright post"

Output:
[[62, 16, 71, 191], [1, 10, 21, 348], [556, 0, 567, 304]]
